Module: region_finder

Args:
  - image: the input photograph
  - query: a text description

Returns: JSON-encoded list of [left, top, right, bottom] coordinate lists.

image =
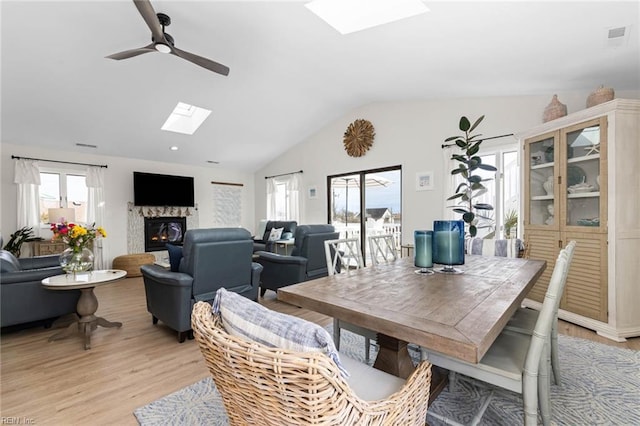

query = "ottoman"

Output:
[[112, 253, 156, 277]]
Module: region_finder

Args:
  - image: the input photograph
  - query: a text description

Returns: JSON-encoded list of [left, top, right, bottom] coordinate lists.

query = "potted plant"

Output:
[[445, 115, 497, 237], [3, 226, 35, 257], [504, 209, 518, 238]]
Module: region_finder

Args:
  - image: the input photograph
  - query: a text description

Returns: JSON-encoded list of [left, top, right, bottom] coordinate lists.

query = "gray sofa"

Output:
[[252, 220, 297, 253], [1, 244, 80, 329], [256, 224, 339, 297], [140, 228, 263, 342]]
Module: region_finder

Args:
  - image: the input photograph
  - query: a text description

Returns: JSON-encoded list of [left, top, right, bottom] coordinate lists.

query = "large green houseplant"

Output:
[[445, 115, 497, 237]]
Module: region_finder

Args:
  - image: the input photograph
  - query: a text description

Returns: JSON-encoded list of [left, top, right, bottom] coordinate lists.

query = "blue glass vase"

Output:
[[432, 220, 465, 274], [414, 230, 434, 274]]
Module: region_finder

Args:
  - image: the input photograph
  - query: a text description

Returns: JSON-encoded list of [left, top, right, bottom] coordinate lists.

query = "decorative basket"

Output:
[[543, 94, 567, 123], [586, 85, 614, 108]]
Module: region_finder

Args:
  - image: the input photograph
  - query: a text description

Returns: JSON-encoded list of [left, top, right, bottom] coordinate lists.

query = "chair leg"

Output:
[[260, 287, 267, 297], [449, 371, 457, 392], [551, 322, 561, 385], [538, 342, 552, 426], [364, 337, 370, 363], [333, 318, 341, 350]]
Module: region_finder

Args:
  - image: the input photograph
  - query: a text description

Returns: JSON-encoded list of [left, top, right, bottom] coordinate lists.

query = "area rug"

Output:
[[134, 329, 640, 425]]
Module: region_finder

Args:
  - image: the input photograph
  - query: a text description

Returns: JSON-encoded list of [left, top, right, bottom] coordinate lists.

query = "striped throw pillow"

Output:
[[212, 288, 348, 377]]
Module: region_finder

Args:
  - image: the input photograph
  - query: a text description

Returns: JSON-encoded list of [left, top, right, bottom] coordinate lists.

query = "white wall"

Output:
[[254, 90, 640, 245], [1, 143, 256, 264]]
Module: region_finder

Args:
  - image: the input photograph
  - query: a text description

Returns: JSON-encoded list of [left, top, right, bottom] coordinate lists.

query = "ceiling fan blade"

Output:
[[106, 43, 156, 60], [133, 0, 166, 44], [171, 46, 230, 76]]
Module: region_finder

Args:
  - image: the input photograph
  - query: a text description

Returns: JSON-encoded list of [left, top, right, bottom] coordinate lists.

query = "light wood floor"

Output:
[[1, 277, 638, 425]]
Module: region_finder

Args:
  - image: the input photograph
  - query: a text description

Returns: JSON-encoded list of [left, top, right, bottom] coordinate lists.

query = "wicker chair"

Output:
[[192, 301, 432, 426]]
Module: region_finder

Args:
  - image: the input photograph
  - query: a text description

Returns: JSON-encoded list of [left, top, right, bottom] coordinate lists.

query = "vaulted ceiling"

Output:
[[2, 1, 638, 172]]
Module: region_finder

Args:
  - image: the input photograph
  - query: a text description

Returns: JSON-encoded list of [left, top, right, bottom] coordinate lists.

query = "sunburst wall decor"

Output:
[[343, 119, 375, 157]]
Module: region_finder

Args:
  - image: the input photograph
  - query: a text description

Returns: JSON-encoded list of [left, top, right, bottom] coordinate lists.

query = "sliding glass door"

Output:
[[328, 166, 401, 264]]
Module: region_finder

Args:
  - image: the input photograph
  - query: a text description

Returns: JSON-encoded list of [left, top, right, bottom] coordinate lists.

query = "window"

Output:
[[39, 170, 88, 224], [266, 173, 301, 222], [452, 145, 519, 238], [273, 181, 289, 220], [328, 166, 402, 264]]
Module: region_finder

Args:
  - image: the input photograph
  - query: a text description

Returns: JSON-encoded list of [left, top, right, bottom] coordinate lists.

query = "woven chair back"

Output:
[[191, 301, 432, 426]]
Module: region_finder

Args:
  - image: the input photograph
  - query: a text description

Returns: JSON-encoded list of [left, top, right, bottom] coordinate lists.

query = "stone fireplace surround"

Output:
[[127, 202, 199, 263]]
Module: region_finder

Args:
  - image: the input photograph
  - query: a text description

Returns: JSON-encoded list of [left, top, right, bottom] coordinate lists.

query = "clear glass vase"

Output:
[[59, 247, 94, 275]]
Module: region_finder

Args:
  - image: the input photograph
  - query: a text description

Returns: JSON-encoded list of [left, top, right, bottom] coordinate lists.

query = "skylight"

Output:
[[161, 102, 211, 135], [305, 0, 429, 35]]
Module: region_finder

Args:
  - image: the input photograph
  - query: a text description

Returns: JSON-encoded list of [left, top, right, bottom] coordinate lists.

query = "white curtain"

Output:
[[266, 177, 277, 219], [86, 166, 107, 269], [287, 173, 301, 222], [442, 146, 457, 220], [14, 159, 41, 237]]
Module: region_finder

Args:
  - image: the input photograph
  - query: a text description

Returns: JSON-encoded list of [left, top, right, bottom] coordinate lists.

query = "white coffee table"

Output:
[[42, 269, 127, 350]]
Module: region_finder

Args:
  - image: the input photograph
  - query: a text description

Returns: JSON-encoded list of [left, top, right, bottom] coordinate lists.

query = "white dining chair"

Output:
[[324, 238, 377, 362], [368, 234, 398, 265], [504, 240, 576, 385], [421, 250, 571, 426]]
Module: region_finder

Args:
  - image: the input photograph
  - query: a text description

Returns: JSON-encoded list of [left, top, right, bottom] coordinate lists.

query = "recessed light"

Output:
[[170, 146, 179, 151], [305, 0, 429, 35]]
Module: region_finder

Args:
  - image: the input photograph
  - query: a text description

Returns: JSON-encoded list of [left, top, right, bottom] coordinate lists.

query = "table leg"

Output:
[[373, 333, 415, 379], [48, 321, 80, 341], [48, 286, 121, 350], [373, 333, 448, 404]]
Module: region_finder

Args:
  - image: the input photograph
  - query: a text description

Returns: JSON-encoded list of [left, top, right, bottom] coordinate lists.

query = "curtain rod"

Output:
[[211, 181, 243, 187], [11, 155, 108, 168], [441, 133, 514, 149], [265, 170, 303, 179]]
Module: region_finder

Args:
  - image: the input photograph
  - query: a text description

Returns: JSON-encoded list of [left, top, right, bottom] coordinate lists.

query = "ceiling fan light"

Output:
[[155, 43, 171, 53]]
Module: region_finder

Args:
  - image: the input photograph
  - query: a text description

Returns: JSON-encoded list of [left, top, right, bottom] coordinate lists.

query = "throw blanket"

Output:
[[466, 238, 523, 258]]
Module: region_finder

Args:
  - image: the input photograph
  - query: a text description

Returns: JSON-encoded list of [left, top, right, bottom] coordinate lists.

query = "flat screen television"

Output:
[[133, 172, 195, 207]]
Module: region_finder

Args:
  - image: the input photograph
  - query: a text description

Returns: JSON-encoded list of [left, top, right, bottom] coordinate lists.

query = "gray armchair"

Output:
[[252, 220, 297, 253], [1, 243, 80, 328], [140, 228, 262, 342], [256, 224, 339, 297]]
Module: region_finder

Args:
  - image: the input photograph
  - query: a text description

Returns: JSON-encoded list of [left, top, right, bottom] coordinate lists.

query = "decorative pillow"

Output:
[[165, 243, 183, 272], [213, 288, 348, 377], [267, 227, 284, 242], [280, 232, 293, 241]]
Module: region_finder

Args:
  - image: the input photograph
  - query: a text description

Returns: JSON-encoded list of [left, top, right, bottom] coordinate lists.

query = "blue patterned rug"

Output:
[[134, 329, 640, 425]]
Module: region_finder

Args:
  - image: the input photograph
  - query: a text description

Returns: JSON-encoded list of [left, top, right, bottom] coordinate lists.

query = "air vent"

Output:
[[76, 143, 97, 148], [608, 27, 626, 39], [207, 160, 220, 164], [606, 25, 630, 48]]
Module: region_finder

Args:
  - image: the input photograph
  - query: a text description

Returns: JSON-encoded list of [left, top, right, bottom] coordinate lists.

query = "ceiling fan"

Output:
[[106, 0, 229, 76]]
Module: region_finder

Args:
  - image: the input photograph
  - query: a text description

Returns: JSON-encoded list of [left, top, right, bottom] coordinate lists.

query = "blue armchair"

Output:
[[256, 224, 339, 297], [140, 228, 262, 342], [1, 243, 80, 329]]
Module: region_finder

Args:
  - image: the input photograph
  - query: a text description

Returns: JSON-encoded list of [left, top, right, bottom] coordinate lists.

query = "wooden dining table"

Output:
[[278, 254, 546, 399]]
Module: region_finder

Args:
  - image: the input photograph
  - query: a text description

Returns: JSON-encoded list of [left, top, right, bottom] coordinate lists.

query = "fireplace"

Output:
[[144, 217, 187, 252]]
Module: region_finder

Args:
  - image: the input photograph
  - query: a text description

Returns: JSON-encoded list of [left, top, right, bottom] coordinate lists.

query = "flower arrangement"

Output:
[[51, 222, 107, 252]]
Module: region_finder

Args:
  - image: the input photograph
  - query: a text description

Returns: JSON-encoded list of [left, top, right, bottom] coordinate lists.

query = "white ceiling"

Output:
[[2, 1, 638, 172]]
